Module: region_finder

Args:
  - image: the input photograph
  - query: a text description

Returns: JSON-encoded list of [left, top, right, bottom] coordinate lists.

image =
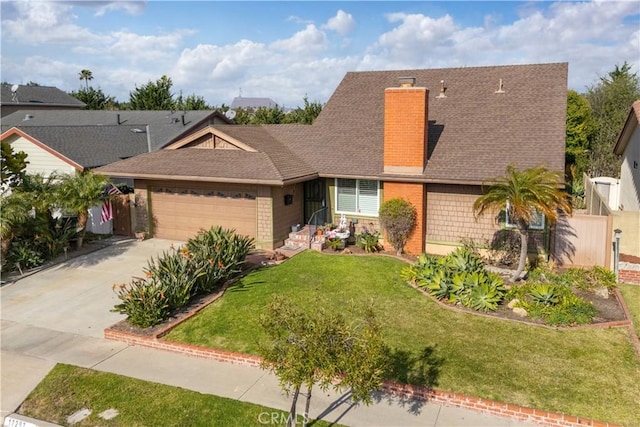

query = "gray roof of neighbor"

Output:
[[7, 126, 149, 169], [230, 97, 277, 110], [92, 63, 571, 185], [1, 84, 85, 108], [1, 110, 231, 151]]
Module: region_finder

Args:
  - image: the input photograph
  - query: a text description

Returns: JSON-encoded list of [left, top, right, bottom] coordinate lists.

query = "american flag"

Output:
[[100, 184, 123, 224]]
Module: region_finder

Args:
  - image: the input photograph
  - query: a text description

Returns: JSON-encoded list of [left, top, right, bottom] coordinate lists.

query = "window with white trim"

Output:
[[335, 179, 380, 216], [505, 201, 545, 230]]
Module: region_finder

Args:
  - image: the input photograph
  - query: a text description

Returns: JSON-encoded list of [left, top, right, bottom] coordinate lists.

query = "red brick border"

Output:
[[104, 326, 620, 427], [620, 269, 640, 285]]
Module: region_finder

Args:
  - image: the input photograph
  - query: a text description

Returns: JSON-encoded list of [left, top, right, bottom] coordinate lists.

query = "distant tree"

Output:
[[129, 75, 175, 110], [78, 69, 94, 90], [379, 198, 417, 256], [1, 141, 28, 190], [565, 90, 595, 179], [231, 107, 252, 124], [175, 92, 210, 110], [260, 295, 388, 427], [586, 62, 640, 177], [283, 96, 324, 124], [69, 87, 116, 110], [56, 171, 111, 249], [251, 105, 285, 124], [25, 81, 40, 86], [474, 165, 572, 282]]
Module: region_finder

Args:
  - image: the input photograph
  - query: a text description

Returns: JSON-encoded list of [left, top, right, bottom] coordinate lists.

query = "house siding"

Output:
[[619, 124, 640, 211], [7, 134, 77, 177], [271, 183, 305, 246]]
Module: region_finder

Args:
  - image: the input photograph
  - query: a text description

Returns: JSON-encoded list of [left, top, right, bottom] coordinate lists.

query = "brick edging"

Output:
[[103, 327, 619, 427]]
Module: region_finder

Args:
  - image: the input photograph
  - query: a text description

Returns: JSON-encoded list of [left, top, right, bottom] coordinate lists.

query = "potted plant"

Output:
[[135, 225, 147, 241]]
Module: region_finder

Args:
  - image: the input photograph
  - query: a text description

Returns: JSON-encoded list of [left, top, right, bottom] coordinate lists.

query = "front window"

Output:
[[335, 179, 379, 216], [505, 201, 545, 230]]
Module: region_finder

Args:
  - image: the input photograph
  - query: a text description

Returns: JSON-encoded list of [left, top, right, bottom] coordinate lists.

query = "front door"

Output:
[[304, 178, 326, 226]]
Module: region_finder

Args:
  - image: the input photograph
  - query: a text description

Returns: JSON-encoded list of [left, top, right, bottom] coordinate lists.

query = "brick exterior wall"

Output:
[[256, 186, 273, 249], [383, 182, 425, 254], [383, 87, 428, 172], [619, 269, 640, 285]]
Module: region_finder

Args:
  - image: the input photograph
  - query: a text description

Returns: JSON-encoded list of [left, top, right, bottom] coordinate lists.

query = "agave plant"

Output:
[[529, 284, 560, 305], [465, 282, 504, 312]]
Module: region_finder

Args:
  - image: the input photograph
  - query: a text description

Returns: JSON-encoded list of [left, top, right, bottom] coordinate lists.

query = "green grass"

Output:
[[620, 283, 640, 336], [166, 252, 640, 426], [19, 364, 334, 427]]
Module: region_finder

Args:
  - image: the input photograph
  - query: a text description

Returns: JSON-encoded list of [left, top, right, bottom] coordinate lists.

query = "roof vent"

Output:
[[436, 80, 447, 98], [495, 79, 505, 94], [398, 76, 416, 88], [22, 114, 34, 121], [130, 128, 146, 133]]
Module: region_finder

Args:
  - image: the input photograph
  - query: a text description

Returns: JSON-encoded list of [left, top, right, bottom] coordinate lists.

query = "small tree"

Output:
[[473, 165, 572, 282], [78, 69, 93, 89], [379, 198, 417, 256], [56, 171, 111, 249], [69, 87, 116, 110], [259, 296, 388, 427], [1, 141, 28, 190]]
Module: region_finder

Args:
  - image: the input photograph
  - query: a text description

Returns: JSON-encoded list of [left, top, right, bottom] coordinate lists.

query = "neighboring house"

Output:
[[1, 110, 232, 235], [97, 63, 568, 252], [612, 100, 640, 259], [230, 96, 278, 110], [1, 84, 85, 117]]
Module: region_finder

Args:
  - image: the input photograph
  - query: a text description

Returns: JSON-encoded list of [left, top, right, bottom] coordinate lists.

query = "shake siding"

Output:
[[271, 183, 304, 246], [426, 184, 497, 244]]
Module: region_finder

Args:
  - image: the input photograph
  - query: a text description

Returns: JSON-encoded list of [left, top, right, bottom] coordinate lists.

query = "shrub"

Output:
[[6, 239, 45, 270], [356, 230, 382, 253], [113, 227, 255, 328], [403, 248, 506, 312], [378, 198, 417, 256], [326, 237, 343, 251], [186, 226, 255, 294]]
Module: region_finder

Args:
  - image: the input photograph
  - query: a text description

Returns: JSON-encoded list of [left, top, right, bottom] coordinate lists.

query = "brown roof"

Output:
[[305, 62, 568, 183], [99, 63, 568, 185]]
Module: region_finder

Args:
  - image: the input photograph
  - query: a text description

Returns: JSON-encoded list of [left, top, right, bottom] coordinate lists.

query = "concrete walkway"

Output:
[[1, 238, 537, 426]]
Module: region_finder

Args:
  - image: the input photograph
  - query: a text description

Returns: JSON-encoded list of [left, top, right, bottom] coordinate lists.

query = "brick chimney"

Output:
[[383, 77, 428, 175]]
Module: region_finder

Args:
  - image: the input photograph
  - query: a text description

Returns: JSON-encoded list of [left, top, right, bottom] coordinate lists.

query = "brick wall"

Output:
[[383, 182, 425, 254], [619, 269, 640, 285], [383, 87, 428, 172]]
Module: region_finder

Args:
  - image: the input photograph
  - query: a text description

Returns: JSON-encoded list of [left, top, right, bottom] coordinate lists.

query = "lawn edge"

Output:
[[104, 325, 621, 427]]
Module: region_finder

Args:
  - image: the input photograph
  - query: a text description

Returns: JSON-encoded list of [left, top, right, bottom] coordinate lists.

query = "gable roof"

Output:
[[613, 100, 640, 155], [1, 84, 85, 108], [2, 126, 149, 169], [1, 110, 232, 151], [98, 63, 568, 186], [96, 125, 317, 185], [230, 97, 277, 110], [303, 62, 568, 183]]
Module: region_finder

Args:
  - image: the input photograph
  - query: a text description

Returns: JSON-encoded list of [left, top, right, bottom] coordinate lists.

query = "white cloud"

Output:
[[322, 10, 356, 36], [108, 29, 195, 63], [93, 1, 146, 17], [270, 24, 328, 54]]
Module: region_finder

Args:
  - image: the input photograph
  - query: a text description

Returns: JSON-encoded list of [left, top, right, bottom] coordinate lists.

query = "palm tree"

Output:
[[56, 171, 111, 249], [473, 165, 572, 282], [0, 193, 31, 260], [78, 69, 93, 90]]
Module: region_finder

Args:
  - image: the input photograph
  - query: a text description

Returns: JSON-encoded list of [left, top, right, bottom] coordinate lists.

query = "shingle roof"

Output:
[[1, 110, 231, 151], [304, 62, 568, 183], [230, 97, 277, 109], [6, 126, 149, 169], [97, 125, 318, 184], [99, 63, 568, 185], [1, 84, 85, 108]]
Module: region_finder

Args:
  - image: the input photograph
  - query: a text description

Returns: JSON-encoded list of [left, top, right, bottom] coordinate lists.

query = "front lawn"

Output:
[[165, 251, 640, 426], [19, 364, 333, 427], [620, 283, 640, 335]]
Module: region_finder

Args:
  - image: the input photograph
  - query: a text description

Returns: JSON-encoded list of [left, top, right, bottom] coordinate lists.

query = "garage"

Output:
[[149, 181, 257, 242]]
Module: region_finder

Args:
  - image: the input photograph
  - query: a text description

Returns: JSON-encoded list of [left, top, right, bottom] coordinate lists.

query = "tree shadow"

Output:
[[373, 345, 445, 415], [549, 215, 577, 266], [227, 278, 265, 292], [310, 390, 356, 426]]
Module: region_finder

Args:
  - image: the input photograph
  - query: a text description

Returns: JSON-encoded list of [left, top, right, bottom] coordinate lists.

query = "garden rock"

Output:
[[99, 409, 119, 420], [67, 408, 91, 425], [512, 307, 528, 317], [507, 298, 520, 309], [595, 287, 609, 299]]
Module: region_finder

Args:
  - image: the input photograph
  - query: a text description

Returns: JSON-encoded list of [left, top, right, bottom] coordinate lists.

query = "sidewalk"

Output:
[[1, 237, 538, 426]]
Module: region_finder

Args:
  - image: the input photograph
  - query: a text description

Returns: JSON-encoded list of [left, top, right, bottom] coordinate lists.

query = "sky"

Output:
[[1, 0, 639, 108]]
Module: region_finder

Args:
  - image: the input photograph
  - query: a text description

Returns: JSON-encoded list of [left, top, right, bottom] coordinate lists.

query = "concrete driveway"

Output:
[[0, 238, 176, 421]]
